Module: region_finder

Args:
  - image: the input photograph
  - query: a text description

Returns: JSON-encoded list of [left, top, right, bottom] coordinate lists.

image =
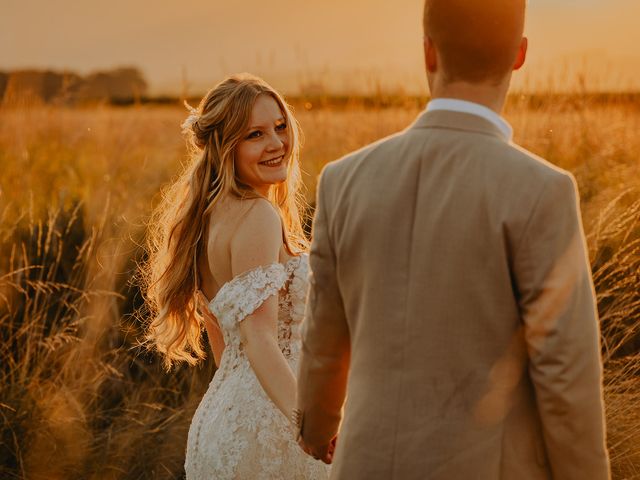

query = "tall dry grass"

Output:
[[0, 97, 639, 478]]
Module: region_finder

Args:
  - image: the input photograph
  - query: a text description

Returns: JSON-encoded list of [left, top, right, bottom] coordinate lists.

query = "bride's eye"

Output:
[[246, 130, 262, 139], [276, 122, 287, 131]]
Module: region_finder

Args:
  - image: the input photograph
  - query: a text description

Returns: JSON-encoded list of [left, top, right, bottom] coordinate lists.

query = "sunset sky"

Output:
[[2, 0, 639, 94]]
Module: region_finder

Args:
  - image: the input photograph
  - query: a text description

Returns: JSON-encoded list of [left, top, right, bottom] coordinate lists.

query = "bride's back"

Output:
[[198, 196, 252, 301], [197, 195, 288, 303]]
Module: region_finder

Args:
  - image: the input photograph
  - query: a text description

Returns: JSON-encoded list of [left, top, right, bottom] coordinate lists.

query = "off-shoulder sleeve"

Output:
[[210, 263, 287, 328]]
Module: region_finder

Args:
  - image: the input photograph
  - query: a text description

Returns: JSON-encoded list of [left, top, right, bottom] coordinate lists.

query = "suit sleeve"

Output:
[[296, 167, 351, 447], [514, 172, 610, 479]]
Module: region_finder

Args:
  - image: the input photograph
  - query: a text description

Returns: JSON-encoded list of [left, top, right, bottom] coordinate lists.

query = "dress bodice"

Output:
[[208, 253, 309, 369]]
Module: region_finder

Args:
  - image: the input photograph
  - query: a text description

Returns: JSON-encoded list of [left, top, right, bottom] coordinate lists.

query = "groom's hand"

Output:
[[297, 436, 337, 464]]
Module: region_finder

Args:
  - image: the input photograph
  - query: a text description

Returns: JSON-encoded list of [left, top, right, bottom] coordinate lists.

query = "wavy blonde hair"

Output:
[[142, 73, 308, 369]]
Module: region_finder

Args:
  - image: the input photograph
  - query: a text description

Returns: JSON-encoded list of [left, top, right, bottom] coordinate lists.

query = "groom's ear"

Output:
[[513, 37, 528, 71], [424, 36, 438, 73]]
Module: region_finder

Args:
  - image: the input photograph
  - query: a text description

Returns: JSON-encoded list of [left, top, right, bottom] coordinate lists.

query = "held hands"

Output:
[[291, 407, 336, 464], [297, 435, 337, 465]]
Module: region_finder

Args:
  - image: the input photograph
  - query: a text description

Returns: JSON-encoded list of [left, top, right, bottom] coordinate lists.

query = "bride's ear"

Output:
[[513, 37, 528, 71]]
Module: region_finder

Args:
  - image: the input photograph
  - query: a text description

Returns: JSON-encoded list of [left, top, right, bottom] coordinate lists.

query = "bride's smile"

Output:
[[235, 94, 291, 196]]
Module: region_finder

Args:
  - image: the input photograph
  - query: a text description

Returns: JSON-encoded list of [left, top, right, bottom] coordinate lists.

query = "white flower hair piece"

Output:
[[181, 100, 200, 135]]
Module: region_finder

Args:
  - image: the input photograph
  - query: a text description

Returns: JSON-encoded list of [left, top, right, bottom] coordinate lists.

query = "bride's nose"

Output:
[[266, 131, 285, 152]]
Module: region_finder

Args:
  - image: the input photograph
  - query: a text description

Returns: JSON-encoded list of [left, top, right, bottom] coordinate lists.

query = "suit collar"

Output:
[[426, 99, 513, 140], [409, 109, 511, 143]]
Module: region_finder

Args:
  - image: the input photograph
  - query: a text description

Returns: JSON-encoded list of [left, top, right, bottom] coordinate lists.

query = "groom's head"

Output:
[[423, 0, 527, 86]]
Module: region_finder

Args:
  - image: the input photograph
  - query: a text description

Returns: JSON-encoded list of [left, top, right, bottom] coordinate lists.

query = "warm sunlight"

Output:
[[1, 0, 638, 94], [1, 2, 638, 479]]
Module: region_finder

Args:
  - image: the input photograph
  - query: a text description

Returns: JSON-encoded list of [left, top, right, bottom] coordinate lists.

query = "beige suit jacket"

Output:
[[296, 110, 610, 479]]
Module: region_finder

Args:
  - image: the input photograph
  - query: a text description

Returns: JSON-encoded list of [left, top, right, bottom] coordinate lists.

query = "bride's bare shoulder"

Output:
[[209, 196, 276, 233], [233, 198, 281, 241], [203, 196, 282, 285], [205, 197, 273, 253], [209, 196, 281, 258], [224, 198, 282, 275]]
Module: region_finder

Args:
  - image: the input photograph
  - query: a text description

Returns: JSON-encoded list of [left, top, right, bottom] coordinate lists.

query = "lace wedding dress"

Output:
[[185, 254, 329, 479]]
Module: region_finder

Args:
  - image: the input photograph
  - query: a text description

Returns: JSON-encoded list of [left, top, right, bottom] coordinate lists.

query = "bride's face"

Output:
[[235, 94, 290, 196]]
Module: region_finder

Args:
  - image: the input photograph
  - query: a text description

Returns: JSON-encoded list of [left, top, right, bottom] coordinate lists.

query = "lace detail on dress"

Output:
[[210, 263, 288, 329], [185, 254, 329, 480]]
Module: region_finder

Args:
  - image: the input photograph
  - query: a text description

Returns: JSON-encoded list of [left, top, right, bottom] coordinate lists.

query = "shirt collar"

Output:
[[426, 98, 513, 141]]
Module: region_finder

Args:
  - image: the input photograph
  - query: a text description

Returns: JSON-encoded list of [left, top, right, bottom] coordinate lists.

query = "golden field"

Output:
[[0, 96, 639, 479]]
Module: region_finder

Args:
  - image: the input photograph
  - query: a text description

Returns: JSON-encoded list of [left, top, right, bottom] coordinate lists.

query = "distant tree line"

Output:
[[0, 67, 148, 105]]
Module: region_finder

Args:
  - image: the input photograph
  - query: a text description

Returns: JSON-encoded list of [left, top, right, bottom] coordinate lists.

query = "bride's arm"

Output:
[[241, 299, 297, 419], [231, 199, 297, 419]]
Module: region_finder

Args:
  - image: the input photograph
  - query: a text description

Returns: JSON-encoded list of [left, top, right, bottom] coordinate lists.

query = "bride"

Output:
[[143, 73, 330, 479]]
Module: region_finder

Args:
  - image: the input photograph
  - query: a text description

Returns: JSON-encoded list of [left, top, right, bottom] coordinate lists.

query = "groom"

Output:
[[295, 0, 610, 478]]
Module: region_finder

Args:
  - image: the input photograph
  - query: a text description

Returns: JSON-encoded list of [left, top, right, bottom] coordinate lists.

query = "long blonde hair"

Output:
[[142, 73, 307, 369]]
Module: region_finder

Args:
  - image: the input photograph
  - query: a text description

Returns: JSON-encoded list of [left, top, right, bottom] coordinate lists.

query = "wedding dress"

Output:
[[185, 254, 329, 479]]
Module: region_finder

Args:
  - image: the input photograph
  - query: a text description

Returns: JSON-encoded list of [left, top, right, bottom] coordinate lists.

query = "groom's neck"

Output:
[[429, 76, 511, 114]]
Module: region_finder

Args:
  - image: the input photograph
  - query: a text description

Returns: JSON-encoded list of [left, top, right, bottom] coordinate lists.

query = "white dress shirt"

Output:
[[426, 98, 513, 141]]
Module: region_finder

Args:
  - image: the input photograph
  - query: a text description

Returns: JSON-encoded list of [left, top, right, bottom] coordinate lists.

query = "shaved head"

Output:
[[423, 0, 526, 83]]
